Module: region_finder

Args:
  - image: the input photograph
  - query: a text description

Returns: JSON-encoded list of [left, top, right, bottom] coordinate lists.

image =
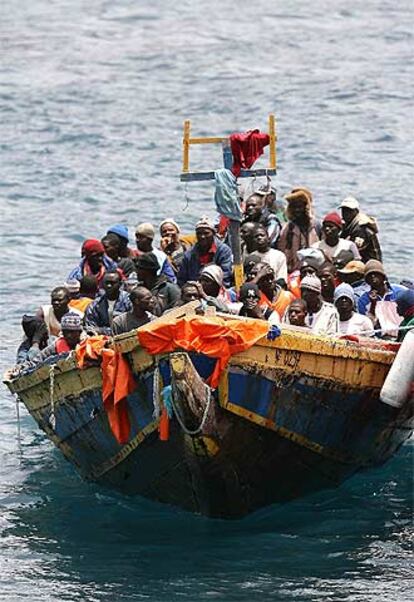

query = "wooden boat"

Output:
[[4, 307, 413, 519]]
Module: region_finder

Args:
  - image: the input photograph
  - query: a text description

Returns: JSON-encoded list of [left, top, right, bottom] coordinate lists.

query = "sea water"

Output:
[[0, 1, 413, 600]]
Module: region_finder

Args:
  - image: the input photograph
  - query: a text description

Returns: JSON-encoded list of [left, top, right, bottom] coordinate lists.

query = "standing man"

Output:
[[177, 216, 233, 287], [67, 239, 118, 290], [313, 212, 360, 262], [134, 222, 176, 283], [243, 192, 282, 248], [339, 197, 382, 262], [251, 224, 288, 283], [85, 271, 131, 335]]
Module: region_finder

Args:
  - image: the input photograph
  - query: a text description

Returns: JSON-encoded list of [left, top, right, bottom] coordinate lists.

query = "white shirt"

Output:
[[338, 312, 374, 336], [306, 302, 339, 335], [256, 249, 288, 282], [312, 238, 361, 262]]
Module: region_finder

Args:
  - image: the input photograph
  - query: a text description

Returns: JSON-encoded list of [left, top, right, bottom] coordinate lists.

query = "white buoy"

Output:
[[380, 329, 414, 408]]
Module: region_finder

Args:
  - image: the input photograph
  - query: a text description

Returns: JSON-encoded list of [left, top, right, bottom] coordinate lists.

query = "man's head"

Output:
[[318, 262, 337, 300], [60, 312, 83, 349], [51, 287, 70, 317], [395, 288, 414, 318], [322, 212, 342, 243], [239, 282, 261, 311], [195, 216, 215, 253], [101, 233, 121, 260], [135, 252, 159, 284], [339, 196, 360, 225], [129, 286, 155, 315], [337, 260, 365, 284], [364, 260, 387, 292], [287, 299, 308, 327], [63, 279, 80, 299], [159, 219, 180, 242], [81, 239, 105, 272], [107, 224, 129, 245], [300, 275, 322, 311], [135, 223, 155, 252], [255, 263, 276, 299], [199, 264, 223, 297], [252, 224, 270, 253], [79, 275, 98, 298], [241, 221, 256, 252], [285, 190, 311, 224], [181, 281, 203, 304], [245, 194, 265, 222], [334, 283, 356, 321], [102, 270, 122, 300]]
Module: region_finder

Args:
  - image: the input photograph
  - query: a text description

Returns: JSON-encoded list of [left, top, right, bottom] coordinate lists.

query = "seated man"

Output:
[[135, 253, 181, 315], [16, 316, 49, 364], [112, 286, 156, 335], [317, 262, 337, 303], [85, 270, 132, 335], [36, 286, 82, 337], [336, 260, 369, 300], [67, 239, 118, 290], [177, 216, 233, 287], [134, 222, 176, 283], [251, 224, 287, 283], [333, 283, 373, 336], [31, 313, 84, 364], [358, 260, 406, 338], [238, 283, 279, 324], [174, 281, 204, 307], [158, 219, 190, 274], [283, 299, 308, 328], [300, 275, 339, 335]]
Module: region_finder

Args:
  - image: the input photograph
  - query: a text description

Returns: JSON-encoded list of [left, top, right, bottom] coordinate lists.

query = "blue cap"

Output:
[[107, 224, 129, 243]]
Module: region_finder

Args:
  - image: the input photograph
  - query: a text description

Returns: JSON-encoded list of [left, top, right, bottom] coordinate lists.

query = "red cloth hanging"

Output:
[[230, 130, 270, 177]]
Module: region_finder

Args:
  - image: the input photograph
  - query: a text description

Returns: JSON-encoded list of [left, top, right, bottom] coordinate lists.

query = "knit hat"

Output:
[[135, 252, 159, 272], [323, 212, 342, 228], [300, 275, 322, 293], [364, 259, 386, 279], [159, 219, 181, 234], [395, 288, 414, 315], [337, 260, 366, 275], [107, 224, 129, 243], [297, 248, 325, 269], [64, 279, 81, 294], [195, 216, 215, 232], [135, 223, 155, 239], [334, 283, 356, 306], [61, 312, 83, 331], [81, 239, 105, 257], [339, 196, 360, 210], [200, 264, 224, 287]]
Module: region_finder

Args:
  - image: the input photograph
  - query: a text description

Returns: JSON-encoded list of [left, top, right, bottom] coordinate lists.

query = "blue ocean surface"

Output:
[[0, 0, 413, 600]]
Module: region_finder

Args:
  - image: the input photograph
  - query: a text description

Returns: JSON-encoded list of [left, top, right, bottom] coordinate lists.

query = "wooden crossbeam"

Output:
[[180, 114, 277, 181]]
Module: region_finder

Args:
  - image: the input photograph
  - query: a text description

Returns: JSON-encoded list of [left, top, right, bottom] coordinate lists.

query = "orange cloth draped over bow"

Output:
[[76, 336, 135, 444], [137, 316, 269, 389]]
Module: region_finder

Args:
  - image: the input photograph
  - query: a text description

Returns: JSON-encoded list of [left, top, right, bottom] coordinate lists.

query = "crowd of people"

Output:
[[15, 185, 414, 367]]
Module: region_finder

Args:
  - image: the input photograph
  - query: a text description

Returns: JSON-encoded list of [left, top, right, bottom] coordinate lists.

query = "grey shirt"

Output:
[[112, 310, 155, 335]]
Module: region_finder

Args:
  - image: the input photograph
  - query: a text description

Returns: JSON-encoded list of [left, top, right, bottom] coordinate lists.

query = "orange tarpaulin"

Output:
[[137, 315, 269, 389], [76, 336, 135, 444]]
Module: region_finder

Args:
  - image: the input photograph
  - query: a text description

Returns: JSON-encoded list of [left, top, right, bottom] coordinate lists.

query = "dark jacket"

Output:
[[149, 275, 181, 315], [177, 238, 233, 287], [85, 291, 132, 335], [341, 213, 382, 263]]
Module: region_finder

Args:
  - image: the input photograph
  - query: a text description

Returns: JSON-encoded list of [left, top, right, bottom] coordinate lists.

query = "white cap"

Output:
[[339, 196, 360, 210]]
